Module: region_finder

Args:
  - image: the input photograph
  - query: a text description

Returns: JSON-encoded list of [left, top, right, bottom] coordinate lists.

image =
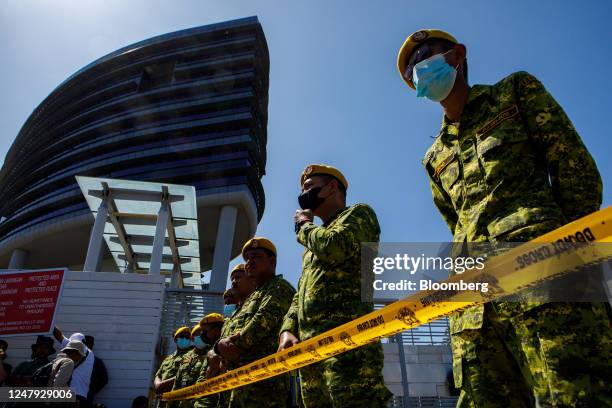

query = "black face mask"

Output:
[[298, 186, 325, 210]]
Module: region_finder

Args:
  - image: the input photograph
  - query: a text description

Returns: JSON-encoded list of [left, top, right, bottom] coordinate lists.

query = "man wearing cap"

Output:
[[279, 164, 391, 408], [48, 340, 86, 387], [396, 29, 611, 407], [53, 327, 96, 405], [215, 237, 295, 408], [173, 317, 222, 408], [201, 264, 254, 408], [222, 288, 238, 318], [191, 314, 224, 408], [7, 335, 55, 386], [154, 326, 193, 407]]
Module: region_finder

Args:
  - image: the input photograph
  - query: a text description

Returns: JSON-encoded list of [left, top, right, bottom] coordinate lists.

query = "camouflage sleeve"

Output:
[[297, 204, 379, 264], [195, 356, 210, 383], [154, 356, 169, 379], [234, 291, 290, 351], [515, 71, 602, 220], [427, 178, 458, 235], [279, 286, 300, 336]]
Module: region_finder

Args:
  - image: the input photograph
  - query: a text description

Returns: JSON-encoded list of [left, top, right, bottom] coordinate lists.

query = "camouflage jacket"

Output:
[[280, 204, 381, 340], [423, 71, 602, 331], [156, 349, 190, 381], [228, 275, 295, 366], [173, 346, 211, 390], [170, 346, 211, 408]]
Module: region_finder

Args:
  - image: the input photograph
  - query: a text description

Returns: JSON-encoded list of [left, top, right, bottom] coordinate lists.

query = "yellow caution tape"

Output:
[[163, 206, 612, 401]]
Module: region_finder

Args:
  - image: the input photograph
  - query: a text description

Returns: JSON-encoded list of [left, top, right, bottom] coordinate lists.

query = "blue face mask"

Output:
[[413, 51, 457, 102], [176, 338, 192, 350], [193, 336, 207, 350], [223, 304, 236, 317]]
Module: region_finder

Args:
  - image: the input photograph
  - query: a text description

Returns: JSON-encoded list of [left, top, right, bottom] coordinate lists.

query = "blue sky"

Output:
[[1, 1, 610, 289]]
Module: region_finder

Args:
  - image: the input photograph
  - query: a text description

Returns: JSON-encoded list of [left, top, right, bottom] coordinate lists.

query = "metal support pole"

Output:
[[395, 333, 410, 408], [8, 248, 28, 269], [170, 266, 183, 289], [150, 201, 170, 275], [84, 199, 109, 272], [209, 205, 238, 292]]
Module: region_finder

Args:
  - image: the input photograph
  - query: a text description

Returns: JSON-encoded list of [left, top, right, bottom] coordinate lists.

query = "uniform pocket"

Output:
[[486, 207, 560, 240]]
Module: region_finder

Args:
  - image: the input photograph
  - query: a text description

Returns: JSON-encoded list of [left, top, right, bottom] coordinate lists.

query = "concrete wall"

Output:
[[1, 271, 165, 407]]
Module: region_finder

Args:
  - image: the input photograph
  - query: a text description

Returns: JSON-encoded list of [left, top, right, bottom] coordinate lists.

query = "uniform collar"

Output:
[[323, 206, 349, 227], [258, 273, 283, 290], [439, 84, 494, 137]]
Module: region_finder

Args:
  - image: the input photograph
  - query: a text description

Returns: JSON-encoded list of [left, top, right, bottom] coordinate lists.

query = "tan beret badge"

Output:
[[250, 240, 259, 248], [412, 30, 429, 42], [305, 166, 313, 176]]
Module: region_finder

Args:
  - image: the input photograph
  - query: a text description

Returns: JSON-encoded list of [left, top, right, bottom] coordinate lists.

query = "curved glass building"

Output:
[[0, 17, 269, 287]]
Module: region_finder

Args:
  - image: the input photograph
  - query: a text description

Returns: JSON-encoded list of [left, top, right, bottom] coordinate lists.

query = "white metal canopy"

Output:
[[76, 176, 201, 288]]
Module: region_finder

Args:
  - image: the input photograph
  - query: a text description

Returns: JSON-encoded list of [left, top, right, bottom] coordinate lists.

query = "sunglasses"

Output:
[[403, 45, 455, 85]]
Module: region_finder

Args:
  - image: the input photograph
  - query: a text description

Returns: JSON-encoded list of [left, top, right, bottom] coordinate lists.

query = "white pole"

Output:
[[150, 201, 169, 275], [209, 205, 238, 292], [84, 199, 109, 272]]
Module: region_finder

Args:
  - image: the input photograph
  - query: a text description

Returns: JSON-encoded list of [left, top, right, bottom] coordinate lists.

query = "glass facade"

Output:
[[0, 17, 269, 251]]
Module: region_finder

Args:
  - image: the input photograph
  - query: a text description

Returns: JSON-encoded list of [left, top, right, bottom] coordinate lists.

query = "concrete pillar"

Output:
[[209, 205, 238, 292], [150, 201, 170, 276], [8, 248, 28, 269], [84, 199, 109, 272]]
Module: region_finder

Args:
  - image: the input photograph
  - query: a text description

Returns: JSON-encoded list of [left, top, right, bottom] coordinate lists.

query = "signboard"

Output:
[[0, 268, 67, 337]]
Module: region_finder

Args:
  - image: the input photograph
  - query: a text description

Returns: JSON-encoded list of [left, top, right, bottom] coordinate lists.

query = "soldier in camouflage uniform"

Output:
[[187, 314, 224, 408], [215, 237, 295, 408], [397, 29, 612, 407], [155, 327, 193, 407], [202, 264, 255, 408], [279, 164, 392, 408], [171, 325, 212, 408]]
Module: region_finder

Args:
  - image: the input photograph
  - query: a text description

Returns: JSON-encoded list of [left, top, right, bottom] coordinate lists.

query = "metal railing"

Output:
[[374, 302, 451, 346], [389, 396, 458, 408], [160, 288, 224, 340]]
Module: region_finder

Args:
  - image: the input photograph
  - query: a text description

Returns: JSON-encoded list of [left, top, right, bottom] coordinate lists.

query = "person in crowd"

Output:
[[53, 328, 95, 407], [131, 395, 149, 408], [0, 339, 12, 386], [7, 335, 55, 386], [83, 335, 108, 404], [48, 339, 86, 387]]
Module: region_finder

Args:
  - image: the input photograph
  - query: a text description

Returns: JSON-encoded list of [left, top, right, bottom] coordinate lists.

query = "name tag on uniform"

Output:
[[433, 152, 456, 182], [476, 104, 519, 137]]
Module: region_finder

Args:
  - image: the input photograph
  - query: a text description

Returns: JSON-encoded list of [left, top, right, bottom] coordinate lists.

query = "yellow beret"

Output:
[[191, 325, 202, 337], [300, 164, 348, 190], [397, 29, 458, 90], [174, 326, 190, 338], [230, 263, 245, 277], [242, 237, 277, 259], [199, 313, 224, 326]]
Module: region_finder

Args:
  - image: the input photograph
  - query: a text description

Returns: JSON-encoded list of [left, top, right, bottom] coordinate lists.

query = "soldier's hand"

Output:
[[217, 334, 241, 362], [277, 331, 299, 352], [206, 350, 222, 377], [294, 210, 313, 232]]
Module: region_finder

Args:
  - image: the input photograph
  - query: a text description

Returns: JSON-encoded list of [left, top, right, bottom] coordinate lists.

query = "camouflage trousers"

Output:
[[299, 342, 392, 408], [228, 374, 289, 408], [192, 394, 219, 408], [451, 302, 612, 408]]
